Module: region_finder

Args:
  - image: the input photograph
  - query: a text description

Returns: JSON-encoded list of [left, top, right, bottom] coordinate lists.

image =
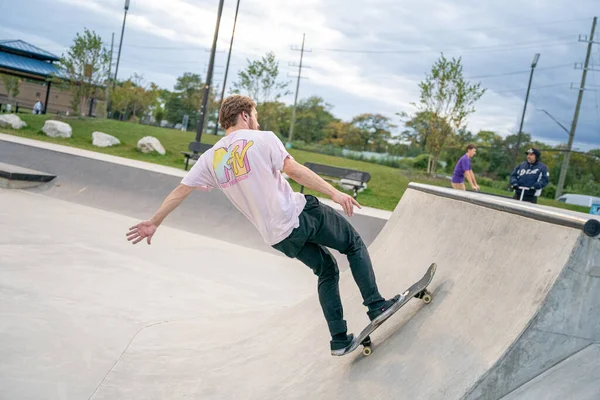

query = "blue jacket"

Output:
[[510, 161, 549, 196]]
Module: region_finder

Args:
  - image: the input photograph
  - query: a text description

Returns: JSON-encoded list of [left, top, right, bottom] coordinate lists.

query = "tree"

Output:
[[399, 111, 439, 149], [322, 121, 357, 147], [110, 74, 160, 121], [164, 72, 218, 131], [290, 96, 336, 143], [174, 72, 203, 112], [473, 130, 511, 178], [232, 52, 291, 130], [260, 100, 291, 137], [411, 53, 486, 175], [0, 74, 22, 108], [349, 113, 397, 152], [58, 28, 111, 115]]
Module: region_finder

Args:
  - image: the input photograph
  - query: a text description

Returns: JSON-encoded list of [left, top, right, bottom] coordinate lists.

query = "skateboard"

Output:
[[335, 262, 437, 357]]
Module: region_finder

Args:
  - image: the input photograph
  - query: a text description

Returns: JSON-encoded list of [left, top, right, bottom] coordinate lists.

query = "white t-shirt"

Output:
[[181, 130, 307, 245]]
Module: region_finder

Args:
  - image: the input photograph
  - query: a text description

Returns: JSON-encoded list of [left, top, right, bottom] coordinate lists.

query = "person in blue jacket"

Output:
[[509, 148, 549, 203]]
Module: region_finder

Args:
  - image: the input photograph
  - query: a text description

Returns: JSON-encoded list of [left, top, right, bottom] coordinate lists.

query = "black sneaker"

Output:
[[330, 333, 354, 355], [367, 295, 401, 322]]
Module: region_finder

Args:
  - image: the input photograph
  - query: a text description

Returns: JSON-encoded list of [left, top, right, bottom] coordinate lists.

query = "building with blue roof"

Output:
[[0, 40, 68, 114]]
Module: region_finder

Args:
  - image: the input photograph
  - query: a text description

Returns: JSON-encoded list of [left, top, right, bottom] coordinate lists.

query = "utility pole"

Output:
[[287, 33, 310, 147], [113, 0, 130, 90], [556, 16, 598, 199], [214, 0, 241, 136], [195, 0, 225, 146], [105, 32, 114, 118], [513, 53, 540, 167]]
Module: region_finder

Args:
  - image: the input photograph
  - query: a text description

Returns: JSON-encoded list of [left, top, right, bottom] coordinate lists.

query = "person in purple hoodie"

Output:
[[451, 144, 479, 191]]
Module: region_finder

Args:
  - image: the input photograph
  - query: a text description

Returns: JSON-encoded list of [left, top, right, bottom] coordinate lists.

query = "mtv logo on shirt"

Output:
[[213, 139, 255, 188]]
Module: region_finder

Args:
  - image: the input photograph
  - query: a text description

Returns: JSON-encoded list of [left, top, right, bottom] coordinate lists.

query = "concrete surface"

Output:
[[501, 344, 600, 399], [0, 189, 316, 400], [1, 134, 599, 399]]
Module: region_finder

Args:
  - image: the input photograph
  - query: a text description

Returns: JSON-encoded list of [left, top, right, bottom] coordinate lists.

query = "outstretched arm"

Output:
[[126, 184, 195, 245], [283, 157, 361, 216]]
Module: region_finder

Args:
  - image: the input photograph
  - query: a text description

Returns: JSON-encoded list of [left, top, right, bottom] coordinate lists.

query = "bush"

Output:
[[478, 177, 494, 187], [566, 180, 600, 197], [411, 154, 444, 171], [412, 154, 431, 170]]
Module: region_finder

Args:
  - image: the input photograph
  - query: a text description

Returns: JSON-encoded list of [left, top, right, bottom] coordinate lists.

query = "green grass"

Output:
[[1, 114, 591, 214]]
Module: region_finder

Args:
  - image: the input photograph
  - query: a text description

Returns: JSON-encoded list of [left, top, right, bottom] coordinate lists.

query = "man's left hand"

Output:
[[331, 191, 361, 217], [126, 220, 157, 245]]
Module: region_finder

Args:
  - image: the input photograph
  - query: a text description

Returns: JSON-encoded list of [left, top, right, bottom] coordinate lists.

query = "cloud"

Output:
[[4, 0, 600, 148]]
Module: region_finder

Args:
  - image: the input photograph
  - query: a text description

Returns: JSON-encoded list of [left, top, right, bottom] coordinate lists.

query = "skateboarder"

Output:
[[126, 94, 399, 354], [451, 144, 479, 191], [509, 147, 549, 204]]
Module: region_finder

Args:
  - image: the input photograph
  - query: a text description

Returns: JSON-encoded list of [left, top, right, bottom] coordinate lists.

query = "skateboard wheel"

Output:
[[362, 346, 372, 356], [421, 289, 432, 304]]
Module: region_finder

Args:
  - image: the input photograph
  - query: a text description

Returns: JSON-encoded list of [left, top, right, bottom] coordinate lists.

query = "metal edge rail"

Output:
[[408, 183, 600, 238]]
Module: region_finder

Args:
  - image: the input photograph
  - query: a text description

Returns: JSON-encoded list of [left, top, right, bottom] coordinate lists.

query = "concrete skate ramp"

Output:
[[3, 133, 600, 399], [87, 183, 599, 399]]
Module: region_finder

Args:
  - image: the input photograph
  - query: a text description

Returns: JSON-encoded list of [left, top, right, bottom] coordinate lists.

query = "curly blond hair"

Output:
[[219, 95, 256, 129]]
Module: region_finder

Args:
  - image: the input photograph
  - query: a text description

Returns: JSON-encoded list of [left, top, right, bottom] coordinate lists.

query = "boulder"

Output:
[[42, 120, 72, 138], [0, 114, 27, 129], [92, 131, 120, 147], [137, 136, 166, 155]]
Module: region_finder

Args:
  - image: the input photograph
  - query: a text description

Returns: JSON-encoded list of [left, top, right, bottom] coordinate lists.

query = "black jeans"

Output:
[[272, 195, 384, 336]]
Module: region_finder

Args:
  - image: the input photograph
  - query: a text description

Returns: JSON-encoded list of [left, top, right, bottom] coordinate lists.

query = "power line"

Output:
[[369, 17, 589, 35], [493, 82, 571, 94], [311, 37, 575, 55], [124, 44, 203, 50], [466, 63, 572, 79]]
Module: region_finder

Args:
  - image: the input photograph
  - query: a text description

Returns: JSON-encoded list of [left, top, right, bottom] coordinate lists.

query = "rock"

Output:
[[0, 114, 27, 129], [42, 120, 72, 138], [137, 136, 166, 155], [92, 131, 120, 147]]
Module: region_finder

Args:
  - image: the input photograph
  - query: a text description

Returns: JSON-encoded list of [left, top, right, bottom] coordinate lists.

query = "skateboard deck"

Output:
[[334, 262, 437, 356]]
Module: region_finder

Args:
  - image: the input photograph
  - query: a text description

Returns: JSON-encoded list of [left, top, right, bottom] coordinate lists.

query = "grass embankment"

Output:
[[1, 114, 588, 213]]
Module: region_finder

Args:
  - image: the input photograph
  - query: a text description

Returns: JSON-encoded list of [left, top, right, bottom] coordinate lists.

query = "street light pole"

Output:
[[513, 53, 540, 167], [195, 0, 225, 144], [113, 0, 130, 90], [214, 0, 241, 136]]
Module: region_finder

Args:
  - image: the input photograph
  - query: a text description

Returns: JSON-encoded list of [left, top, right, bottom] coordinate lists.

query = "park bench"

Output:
[[182, 141, 214, 171], [300, 162, 370, 199]]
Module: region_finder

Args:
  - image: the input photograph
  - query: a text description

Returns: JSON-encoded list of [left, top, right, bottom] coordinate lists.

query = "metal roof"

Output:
[[0, 51, 64, 79], [0, 40, 60, 61]]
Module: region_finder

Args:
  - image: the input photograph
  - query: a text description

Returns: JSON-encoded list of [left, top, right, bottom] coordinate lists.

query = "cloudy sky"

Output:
[[2, 0, 599, 150]]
